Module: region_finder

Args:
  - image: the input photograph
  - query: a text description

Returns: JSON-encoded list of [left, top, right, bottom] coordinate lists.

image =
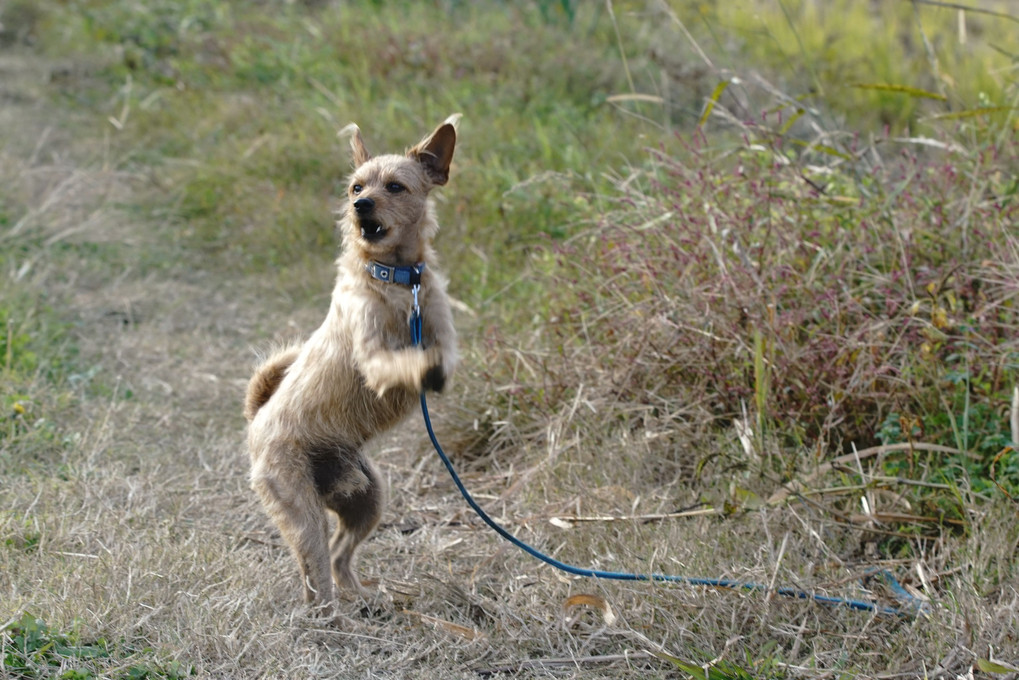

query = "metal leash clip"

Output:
[[409, 283, 423, 347]]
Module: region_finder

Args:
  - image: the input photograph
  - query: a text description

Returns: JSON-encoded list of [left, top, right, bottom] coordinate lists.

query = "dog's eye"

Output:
[[385, 182, 406, 194], [351, 184, 363, 195]]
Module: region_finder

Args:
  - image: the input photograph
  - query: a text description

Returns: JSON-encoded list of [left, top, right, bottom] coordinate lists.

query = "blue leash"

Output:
[[409, 289, 928, 618]]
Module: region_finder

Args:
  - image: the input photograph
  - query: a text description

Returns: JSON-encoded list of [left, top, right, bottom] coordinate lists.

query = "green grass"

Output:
[[34, 0, 647, 306], [644, 0, 1018, 134], [2, 0, 1019, 677], [2, 612, 192, 679], [0, 268, 84, 478]]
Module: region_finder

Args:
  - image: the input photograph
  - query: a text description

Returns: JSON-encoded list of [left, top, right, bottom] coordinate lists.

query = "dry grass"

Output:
[[3, 119, 1017, 680], [3, 4, 1019, 679]]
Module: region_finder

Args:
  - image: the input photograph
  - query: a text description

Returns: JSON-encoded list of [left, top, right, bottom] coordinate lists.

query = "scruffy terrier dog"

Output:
[[244, 116, 460, 607]]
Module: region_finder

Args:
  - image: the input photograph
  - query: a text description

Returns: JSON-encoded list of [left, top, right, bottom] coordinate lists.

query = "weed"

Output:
[[655, 646, 786, 680], [470, 3, 1019, 524], [1, 612, 192, 679], [1, 309, 37, 375]]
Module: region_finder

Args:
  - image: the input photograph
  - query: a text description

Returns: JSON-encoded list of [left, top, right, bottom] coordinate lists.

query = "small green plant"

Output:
[[1, 308, 38, 375], [1, 612, 193, 679], [654, 643, 786, 679], [0, 303, 82, 467]]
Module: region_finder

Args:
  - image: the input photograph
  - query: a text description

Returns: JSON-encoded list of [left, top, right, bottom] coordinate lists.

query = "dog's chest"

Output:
[[275, 302, 415, 428]]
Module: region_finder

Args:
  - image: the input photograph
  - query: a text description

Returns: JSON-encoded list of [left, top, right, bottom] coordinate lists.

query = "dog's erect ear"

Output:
[[340, 123, 372, 167], [408, 114, 461, 186]]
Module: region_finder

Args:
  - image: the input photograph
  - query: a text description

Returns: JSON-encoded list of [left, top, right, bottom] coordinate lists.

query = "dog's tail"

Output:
[[243, 345, 300, 421]]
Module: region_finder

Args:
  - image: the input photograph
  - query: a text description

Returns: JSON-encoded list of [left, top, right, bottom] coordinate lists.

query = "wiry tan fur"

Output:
[[244, 116, 460, 608]]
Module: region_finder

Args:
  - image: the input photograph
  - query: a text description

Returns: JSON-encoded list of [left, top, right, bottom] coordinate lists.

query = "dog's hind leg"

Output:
[[317, 453, 384, 596], [251, 468, 333, 605]]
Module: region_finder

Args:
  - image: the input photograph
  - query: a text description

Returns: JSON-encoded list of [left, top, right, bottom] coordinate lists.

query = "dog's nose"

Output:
[[353, 197, 375, 215]]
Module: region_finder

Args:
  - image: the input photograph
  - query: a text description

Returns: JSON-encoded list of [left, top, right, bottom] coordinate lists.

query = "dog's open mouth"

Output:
[[359, 219, 387, 242]]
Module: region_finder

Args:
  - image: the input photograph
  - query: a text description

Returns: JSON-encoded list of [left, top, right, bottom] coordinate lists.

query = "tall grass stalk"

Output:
[[752, 325, 770, 459]]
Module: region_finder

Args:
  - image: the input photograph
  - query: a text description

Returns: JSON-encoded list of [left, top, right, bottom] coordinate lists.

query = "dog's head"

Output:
[[340, 115, 459, 265]]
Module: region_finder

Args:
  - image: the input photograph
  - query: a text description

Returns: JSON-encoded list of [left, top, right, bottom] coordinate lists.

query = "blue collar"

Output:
[[365, 261, 425, 286]]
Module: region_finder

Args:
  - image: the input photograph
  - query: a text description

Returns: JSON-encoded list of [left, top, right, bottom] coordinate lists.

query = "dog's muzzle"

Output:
[[353, 197, 386, 241]]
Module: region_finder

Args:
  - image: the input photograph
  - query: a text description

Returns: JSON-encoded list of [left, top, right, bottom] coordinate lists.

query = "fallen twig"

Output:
[[402, 609, 484, 641], [847, 512, 967, 527], [549, 506, 718, 528]]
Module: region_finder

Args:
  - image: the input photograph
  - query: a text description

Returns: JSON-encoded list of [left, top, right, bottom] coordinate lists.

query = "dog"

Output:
[[244, 116, 460, 607]]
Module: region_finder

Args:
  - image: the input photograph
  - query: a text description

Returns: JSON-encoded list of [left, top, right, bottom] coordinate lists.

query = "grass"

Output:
[[2, 0, 1019, 677], [1, 612, 192, 679]]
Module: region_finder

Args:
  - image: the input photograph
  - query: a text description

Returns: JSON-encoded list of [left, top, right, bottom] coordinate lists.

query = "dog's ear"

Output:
[[340, 123, 372, 167], [408, 114, 461, 186]]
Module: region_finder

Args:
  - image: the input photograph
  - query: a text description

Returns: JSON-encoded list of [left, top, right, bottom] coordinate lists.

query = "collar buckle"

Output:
[[365, 261, 425, 287]]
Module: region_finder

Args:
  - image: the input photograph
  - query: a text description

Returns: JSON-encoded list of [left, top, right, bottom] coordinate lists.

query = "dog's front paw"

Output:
[[422, 363, 445, 393], [419, 347, 445, 393]]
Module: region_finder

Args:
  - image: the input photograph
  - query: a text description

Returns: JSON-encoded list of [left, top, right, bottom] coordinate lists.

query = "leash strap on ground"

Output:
[[409, 309, 928, 618]]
